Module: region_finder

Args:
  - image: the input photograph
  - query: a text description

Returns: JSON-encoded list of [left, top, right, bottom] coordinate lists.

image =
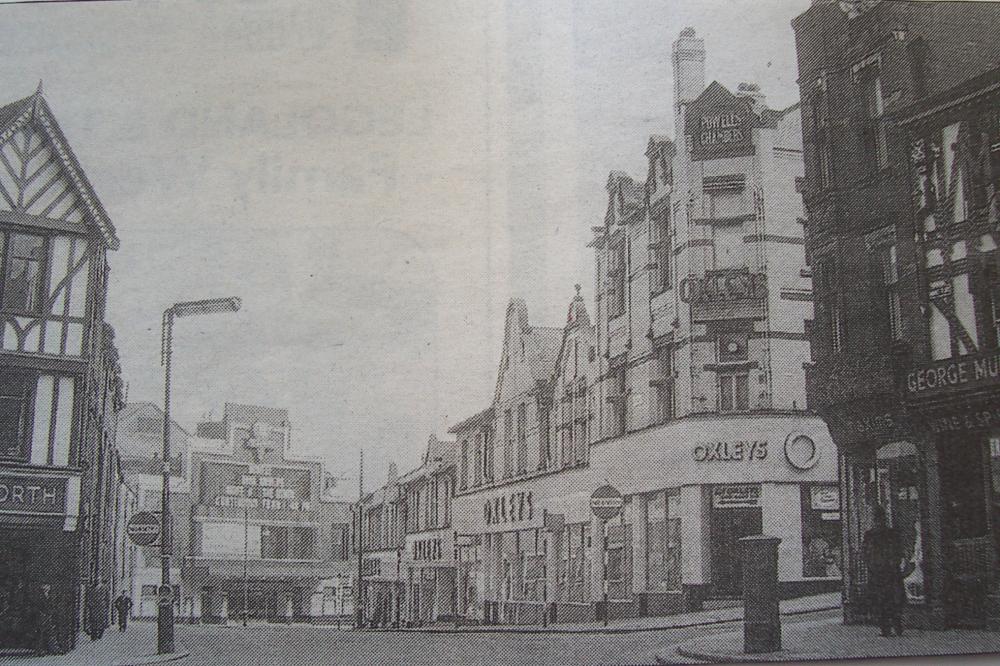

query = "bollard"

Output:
[[739, 535, 781, 654]]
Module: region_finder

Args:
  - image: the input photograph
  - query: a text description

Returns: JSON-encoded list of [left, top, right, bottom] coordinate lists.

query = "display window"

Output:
[[645, 490, 681, 592], [606, 523, 632, 600], [801, 484, 842, 578]]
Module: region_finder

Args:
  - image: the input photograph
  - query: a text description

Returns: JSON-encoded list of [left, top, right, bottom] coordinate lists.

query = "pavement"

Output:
[[379, 592, 841, 634], [0, 626, 188, 666], [658, 617, 1000, 664]]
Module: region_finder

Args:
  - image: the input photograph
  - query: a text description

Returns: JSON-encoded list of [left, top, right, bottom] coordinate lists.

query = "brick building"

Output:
[[794, 0, 1000, 629]]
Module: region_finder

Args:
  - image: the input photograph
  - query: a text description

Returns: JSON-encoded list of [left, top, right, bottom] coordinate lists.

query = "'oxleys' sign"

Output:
[[0, 475, 65, 514], [680, 272, 766, 304], [905, 351, 1000, 400]]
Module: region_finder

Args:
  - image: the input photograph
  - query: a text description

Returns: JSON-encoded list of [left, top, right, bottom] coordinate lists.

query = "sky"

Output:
[[1, 0, 810, 491]]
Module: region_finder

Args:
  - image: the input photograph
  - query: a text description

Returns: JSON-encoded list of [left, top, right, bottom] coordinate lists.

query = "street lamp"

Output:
[[158, 297, 240, 654]]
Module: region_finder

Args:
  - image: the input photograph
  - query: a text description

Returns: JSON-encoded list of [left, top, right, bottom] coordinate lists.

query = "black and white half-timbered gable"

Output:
[[0, 86, 124, 653]]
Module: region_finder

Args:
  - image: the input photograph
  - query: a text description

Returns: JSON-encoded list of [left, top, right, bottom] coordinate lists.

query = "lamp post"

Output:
[[158, 297, 240, 655]]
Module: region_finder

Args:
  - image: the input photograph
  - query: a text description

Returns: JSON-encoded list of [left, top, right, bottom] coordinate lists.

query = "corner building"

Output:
[[0, 89, 125, 652], [584, 29, 839, 615], [795, 0, 1000, 630]]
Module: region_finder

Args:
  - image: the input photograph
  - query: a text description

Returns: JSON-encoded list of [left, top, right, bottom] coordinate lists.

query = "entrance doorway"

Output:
[[709, 486, 763, 598]]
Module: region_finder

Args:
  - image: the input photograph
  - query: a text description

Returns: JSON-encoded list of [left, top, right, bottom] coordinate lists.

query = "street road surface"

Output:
[[37, 610, 840, 666]]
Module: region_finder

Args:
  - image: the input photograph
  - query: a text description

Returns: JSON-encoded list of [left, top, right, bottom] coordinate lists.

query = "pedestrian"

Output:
[[114, 591, 133, 632], [863, 505, 906, 637], [33, 584, 60, 657], [86, 580, 110, 640]]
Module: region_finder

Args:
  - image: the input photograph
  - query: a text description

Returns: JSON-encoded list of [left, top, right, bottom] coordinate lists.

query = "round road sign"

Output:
[[127, 511, 161, 546], [590, 484, 623, 521]]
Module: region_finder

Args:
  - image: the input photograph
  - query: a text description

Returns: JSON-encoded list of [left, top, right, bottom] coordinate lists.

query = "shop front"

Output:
[[592, 414, 842, 612], [403, 529, 455, 625], [0, 469, 82, 652], [360, 549, 404, 628]]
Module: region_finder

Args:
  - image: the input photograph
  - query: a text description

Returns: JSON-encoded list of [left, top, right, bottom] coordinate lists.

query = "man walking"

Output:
[[863, 506, 906, 637], [114, 591, 133, 632]]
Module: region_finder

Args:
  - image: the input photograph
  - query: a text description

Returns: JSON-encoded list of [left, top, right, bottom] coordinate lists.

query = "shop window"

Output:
[[938, 436, 988, 541], [801, 485, 842, 578], [646, 490, 681, 592], [0, 371, 33, 461], [2, 233, 46, 313], [718, 373, 750, 413]]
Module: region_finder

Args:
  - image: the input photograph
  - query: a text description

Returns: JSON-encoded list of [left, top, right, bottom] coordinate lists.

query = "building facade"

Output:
[[178, 403, 354, 624], [443, 29, 840, 625], [794, 0, 1000, 630], [0, 88, 126, 652]]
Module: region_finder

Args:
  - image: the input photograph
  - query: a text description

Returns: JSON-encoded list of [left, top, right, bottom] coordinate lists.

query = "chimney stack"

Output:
[[672, 27, 706, 110], [736, 82, 767, 112]]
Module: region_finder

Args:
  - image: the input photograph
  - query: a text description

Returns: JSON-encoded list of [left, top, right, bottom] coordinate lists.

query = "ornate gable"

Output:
[[0, 88, 119, 249]]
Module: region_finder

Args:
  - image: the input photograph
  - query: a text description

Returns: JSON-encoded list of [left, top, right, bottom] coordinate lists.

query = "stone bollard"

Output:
[[739, 535, 781, 654]]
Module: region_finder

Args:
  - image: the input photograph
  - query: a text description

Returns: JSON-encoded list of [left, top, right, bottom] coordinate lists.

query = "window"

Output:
[[718, 373, 750, 413], [538, 405, 551, 471], [483, 427, 494, 481], [801, 486, 842, 578], [608, 363, 627, 436], [651, 347, 674, 425], [880, 245, 902, 341], [608, 240, 626, 318], [2, 234, 46, 313], [831, 301, 844, 354], [503, 409, 513, 478], [330, 524, 349, 560], [460, 440, 469, 489], [474, 433, 483, 487], [992, 282, 1000, 349], [712, 223, 745, 270], [646, 490, 682, 592], [516, 403, 527, 474], [574, 384, 588, 464], [860, 72, 888, 171], [810, 94, 832, 190], [0, 371, 33, 461], [706, 189, 747, 219], [606, 523, 631, 600], [289, 527, 316, 559], [649, 207, 671, 294]]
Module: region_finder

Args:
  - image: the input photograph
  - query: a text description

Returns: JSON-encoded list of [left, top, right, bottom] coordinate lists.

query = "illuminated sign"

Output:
[[211, 465, 312, 511]]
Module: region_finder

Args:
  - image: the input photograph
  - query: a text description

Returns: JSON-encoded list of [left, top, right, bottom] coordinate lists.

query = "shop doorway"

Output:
[[709, 487, 763, 598]]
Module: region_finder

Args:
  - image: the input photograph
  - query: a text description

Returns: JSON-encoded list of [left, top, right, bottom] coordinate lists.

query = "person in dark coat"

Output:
[[33, 584, 60, 656], [86, 580, 110, 640], [114, 592, 133, 631], [863, 505, 907, 637]]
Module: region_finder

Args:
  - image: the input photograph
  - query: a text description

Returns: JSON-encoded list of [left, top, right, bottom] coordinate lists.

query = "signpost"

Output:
[[590, 484, 623, 627], [127, 511, 161, 547]]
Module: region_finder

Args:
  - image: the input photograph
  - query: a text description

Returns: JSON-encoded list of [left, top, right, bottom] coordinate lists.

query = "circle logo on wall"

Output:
[[784, 433, 820, 470]]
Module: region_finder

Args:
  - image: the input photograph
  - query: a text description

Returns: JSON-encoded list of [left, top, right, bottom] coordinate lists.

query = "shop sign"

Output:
[[810, 486, 840, 511], [784, 433, 820, 471], [679, 272, 766, 305], [693, 440, 767, 463], [0, 474, 65, 514], [905, 350, 1000, 400], [590, 484, 623, 521], [712, 485, 761, 509], [699, 112, 747, 147], [483, 490, 534, 526], [924, 403, 1000, 434], [126, 511, 161, 546], [213, 467, 311, 512]]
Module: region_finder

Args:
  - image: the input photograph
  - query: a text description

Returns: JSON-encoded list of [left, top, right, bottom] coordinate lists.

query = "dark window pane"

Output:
[[0, 372, 32, 460], [4, 235, 45, 313]]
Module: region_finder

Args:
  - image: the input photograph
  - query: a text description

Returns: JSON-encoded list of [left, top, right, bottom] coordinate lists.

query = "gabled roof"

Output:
[[0, 86, 119, 249], [447, 406, 494, 434], [423, 434, 455, 466], [493, 299, 562, 403], [605, 171, 645, 226]]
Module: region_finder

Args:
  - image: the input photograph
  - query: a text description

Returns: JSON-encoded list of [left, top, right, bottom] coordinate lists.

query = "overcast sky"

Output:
[[1, 0, 810, 491]]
